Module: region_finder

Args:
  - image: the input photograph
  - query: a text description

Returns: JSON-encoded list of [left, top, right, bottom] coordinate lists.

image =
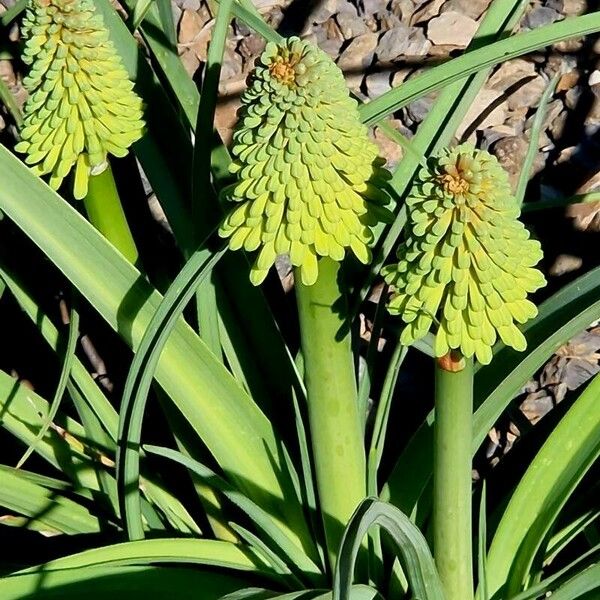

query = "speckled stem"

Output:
[[433, 353, 474, 600], [295, 257, 366, 570]]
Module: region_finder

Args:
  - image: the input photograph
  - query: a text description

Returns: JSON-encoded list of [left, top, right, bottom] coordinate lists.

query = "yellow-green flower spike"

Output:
[[15, 0, 144, 200], [219, 37, 392, 286], [383, 144, 546, 365]]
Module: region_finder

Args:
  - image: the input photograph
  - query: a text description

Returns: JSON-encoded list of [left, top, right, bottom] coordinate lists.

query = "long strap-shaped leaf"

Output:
[[333, 498, 444, 600], [0, 565, 256, 600], [486, 372, 600, 597], [116, 241, 224, 539], [0, 465, 100, 535], [0, 144, 309, 555], [144, 444, 322, 585]]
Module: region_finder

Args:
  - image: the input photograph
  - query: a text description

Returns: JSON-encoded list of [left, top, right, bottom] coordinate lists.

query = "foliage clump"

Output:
[[383, 144, 546, 364], [220, 36, 392, 286], [16, 0, 144, 199]]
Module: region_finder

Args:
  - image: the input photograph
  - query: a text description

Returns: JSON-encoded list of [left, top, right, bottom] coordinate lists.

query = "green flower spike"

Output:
[[219, 36, 392, 286], [15, 0, 144, 200], [383, 144, 546, 365]]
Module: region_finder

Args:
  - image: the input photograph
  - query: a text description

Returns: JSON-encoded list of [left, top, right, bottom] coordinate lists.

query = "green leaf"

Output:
[[360, 14, 600, 125], [514, 74, 559, 207], [0, 144, 309, 555], [17, 303, 79, 469], [486, 372, 600, 597], [143, 444, 323, 584], [0, 566, 255, 600], [0, 465, 101, 534], [116, 240, 225, 540], [544, 563, 600, 600], [333, 498, 444, 600]]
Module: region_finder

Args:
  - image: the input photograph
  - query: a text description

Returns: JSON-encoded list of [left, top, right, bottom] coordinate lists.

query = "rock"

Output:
[[238, 34, 266, 63], [337, 32, 378, 71], [376, 24, 411, 62], [310, 0, 340, 25], [509, 75, 547, 110], [411, 0, 444, 25], [215, 96, 241, 146], [565, 85, 582, 110], [372, 121, 406, 169], [549, 254, 583, 276], [557, 70, 579, 92], [405, 28, 431, 57], [336, 4, 369, 39], [590, 70, 600, 86], [360, 0, 389, 15], [178, 8, 212, 63], [377, 10, 402, 32], [320, 37, 344, 58], [365, 71, 392, 98], [492, 136, 529, 191], [175, 0, 201, 10], [406, 95, 435, 124], [427, 11, 478, 47], [562, 0, 587, 15], [220, 43, 243, 82], [441, 0, 491, 20], [390, 0, 416, 21], [488, 59, 536, 90], [455, 88, 506, 141], [488, 59, 547, 109], [522, 7, 562, 30], [520, 390, 554, 424]]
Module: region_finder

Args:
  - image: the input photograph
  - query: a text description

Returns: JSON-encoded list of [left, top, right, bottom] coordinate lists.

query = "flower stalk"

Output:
[[295, 257, 365, 569], [433, 352, 474, 600], [83, 163, 139, 265]]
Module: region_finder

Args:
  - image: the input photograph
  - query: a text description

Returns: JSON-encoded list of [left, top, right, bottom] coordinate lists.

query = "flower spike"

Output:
[[219, 37, 392, 286], [383, 144, 546, 365], [16, 0, 144, 199]]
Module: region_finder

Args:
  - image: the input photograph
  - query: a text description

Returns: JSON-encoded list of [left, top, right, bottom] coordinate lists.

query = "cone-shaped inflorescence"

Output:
[[383, 144, 546, 365], [16, 0, 144, 200], [219, 37, 392, 286]]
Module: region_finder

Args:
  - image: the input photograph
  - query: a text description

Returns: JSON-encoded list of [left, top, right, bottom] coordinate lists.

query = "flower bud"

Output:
[[15, 0, 144, 199], [219, 37, 392, 286], [383, 144, 546, 364]]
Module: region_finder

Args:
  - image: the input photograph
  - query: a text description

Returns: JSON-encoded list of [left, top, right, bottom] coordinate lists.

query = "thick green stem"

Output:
[[433, 353, 474, 600], [83, 163, 139, 266], [295, 257, 366, 570]]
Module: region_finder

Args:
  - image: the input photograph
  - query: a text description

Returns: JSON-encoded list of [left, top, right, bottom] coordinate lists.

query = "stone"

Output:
[[336, 32, 378, 71], [492, 136, 529, 191], [520, 390, 554, 424], [563, 0, 587, 15], [376, 23, 411, 62], [365, 71, 392, 98], [509, 75, 547, 110], [310, 0, 340, 25], [336, 5, 369, 39], [390, 0, 416, 21], [372, 122, 406, 170], [488, 59, 536, 90], [411, 0, 445, 25], [455, 88, 507, 141], [404, 27, 432, 57], [427, 11, 478, 47], [441, 0, 491, 20], [406, 95, 435, 124], [548, 254, 583, 276], [522, 7, 562, 30]]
